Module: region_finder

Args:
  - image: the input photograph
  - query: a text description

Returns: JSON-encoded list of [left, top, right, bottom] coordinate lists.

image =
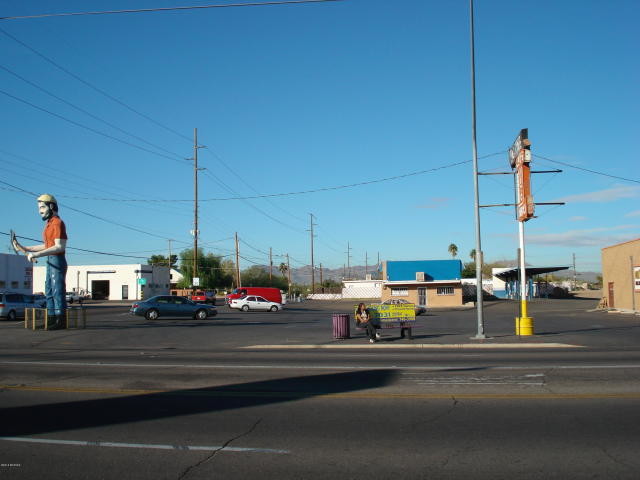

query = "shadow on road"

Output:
[[0, 369, 396, 436]]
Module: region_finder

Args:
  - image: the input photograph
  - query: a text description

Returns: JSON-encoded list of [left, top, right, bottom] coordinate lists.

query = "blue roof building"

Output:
[[381, 260, 464, 307]]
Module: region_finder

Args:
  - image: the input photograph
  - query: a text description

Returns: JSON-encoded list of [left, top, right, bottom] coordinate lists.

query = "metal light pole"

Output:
[[470, 0, 485, 339]]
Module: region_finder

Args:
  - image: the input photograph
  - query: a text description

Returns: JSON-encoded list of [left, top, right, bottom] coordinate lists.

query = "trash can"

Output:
[[332, 313, 350, 339]]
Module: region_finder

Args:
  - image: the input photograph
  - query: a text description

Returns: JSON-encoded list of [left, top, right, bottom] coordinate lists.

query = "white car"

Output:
[[65, 292, 82, 304], [229, 295, 282, 312]]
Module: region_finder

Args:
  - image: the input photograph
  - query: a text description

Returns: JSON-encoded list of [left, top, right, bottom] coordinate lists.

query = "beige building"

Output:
[[601, 238, 640, 312], [380, 260, 463, 307]]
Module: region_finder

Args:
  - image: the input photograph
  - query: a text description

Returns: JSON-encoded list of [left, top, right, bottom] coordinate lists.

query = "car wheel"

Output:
[[195, 309, 208, 320], [145, 309, 159, 320], [68, 299, 73, 304], [7, 310, 16, 321], [270, 305, 278, 312], [241, 305, 249, 312]]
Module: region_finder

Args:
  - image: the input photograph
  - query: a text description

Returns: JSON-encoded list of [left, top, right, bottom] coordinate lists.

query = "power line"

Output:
[[0, 89, 188, 164], [533, 154, 639, 184], [0, 63, 186, 161], [17, 152, 505, 203], [0, 1, 343, 21], [0, 27, 192, 143]]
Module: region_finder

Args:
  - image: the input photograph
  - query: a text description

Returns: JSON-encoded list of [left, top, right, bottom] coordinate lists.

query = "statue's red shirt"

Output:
[[43, 216, 67, 254]]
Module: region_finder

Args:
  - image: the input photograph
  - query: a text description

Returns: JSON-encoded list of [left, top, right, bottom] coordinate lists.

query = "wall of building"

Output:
[[33, 264, 170, 300], [380, 283, 462, 307], [0, 253, 32, 294], [602, 238, 640, 311]]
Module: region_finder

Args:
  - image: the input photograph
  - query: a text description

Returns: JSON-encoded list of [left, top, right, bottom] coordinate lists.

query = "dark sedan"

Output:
[[130, 295, 217, 320]]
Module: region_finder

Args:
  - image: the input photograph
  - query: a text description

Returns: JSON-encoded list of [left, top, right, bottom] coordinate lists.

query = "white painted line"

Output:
[[2, 361, 640, 371], [0, 437, 289, 454]]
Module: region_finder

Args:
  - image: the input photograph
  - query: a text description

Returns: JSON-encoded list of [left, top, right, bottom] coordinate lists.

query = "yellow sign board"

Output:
[[355, 303, 416, 326]]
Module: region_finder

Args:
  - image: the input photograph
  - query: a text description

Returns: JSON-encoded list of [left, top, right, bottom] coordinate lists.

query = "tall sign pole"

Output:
[[509, 128, 534, 335], [469, 0, 485, 339]]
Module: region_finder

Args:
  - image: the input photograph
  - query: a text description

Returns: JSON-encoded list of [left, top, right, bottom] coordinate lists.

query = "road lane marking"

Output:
[[1, 384, 639, 399], [3, 361, 640, 371], [0, 437, 289, 454]]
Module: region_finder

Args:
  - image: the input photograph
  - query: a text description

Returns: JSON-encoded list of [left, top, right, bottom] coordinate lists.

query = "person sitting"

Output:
[[355, 302, 381, 343]]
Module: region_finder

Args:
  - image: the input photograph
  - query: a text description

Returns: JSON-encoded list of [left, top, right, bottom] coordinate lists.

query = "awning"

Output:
[[494, 266, 569, 281]]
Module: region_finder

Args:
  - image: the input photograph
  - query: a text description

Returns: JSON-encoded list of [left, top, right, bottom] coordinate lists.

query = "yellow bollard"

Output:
[[515, 299, 534, 335]]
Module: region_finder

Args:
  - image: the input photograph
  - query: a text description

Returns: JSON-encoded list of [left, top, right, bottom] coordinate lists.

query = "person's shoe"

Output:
[[375, 333, 381, 339], [369, 338, 375, 344]]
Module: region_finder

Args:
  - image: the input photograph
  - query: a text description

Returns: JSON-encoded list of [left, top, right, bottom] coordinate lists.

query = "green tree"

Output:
[[241, 265, 288, 289], [177, 248, 233, 289], [469, 249, 476, 262], [148, 254, 178, 268], [448, 243, 458, 258], [462, 262, 476, 278]]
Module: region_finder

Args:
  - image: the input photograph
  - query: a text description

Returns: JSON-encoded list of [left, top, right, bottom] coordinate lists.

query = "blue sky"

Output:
[[1, 0, 638, 277]]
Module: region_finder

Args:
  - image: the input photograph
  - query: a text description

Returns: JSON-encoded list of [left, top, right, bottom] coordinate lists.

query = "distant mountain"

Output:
[[247, 264, 600, 285]]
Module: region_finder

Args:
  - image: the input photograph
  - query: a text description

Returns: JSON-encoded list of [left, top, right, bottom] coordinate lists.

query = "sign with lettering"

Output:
[[355, 303, 416, 327]]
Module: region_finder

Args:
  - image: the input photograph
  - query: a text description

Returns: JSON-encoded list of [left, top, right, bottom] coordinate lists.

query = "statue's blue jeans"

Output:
[[45, 254, 67, 317]]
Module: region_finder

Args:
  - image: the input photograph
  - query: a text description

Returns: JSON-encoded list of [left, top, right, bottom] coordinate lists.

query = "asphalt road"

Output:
[[1, 297, 639, 479]]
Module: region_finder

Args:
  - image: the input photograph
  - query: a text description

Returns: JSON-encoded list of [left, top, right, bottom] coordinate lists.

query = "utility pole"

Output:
[[572, 253, 577, 291], [469, 0, 485, 339], [346, 242, 352, 279], [191, 128, 205, 286], [235, 232, 241, 289], [309, 214, 316, 293], [269, 247, 273, 285], [365, 251, 368, 278], [286, 253, 291, 290], [319, 263, 323, 289]]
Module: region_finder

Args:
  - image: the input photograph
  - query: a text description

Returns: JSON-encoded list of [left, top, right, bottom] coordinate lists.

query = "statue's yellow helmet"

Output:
[[37, 193, 57, 204]]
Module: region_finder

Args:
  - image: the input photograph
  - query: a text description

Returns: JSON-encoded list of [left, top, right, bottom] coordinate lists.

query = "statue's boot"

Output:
[[48, 315, 64, 330]]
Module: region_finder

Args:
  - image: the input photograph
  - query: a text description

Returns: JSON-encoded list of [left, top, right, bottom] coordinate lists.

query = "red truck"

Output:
[[190, 290, 217, 305], [225, 287, 284, 306]]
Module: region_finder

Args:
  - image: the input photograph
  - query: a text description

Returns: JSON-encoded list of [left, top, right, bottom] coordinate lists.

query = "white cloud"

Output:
[[554, 185, 640, 204], [625, 210, 640, 217], [569, 216, 587, 222]]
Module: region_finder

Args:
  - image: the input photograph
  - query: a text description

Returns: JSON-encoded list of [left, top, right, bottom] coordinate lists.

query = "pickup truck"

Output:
[[190, 290, 216, 305]]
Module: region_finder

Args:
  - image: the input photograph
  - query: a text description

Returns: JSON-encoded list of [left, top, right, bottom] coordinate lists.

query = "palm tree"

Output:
[[448, 243, 458, 258], [278, 262, 288, 278], [470, 249, 476, 261]]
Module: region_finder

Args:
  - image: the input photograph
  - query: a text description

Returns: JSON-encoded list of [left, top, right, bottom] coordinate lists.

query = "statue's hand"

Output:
[[26, 252, 38, 263]]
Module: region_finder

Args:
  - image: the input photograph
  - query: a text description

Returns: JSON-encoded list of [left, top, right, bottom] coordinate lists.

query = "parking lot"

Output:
[[1, 295, 640, 479]]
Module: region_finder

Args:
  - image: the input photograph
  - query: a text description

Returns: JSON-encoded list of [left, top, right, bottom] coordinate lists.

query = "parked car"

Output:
[[1, 292, 43, 321], [226, 287, 283, 305], [130, 295, 218, 320], [32, 294, 47, 308], [382, 298, 427, 315], [190, 290, 217, 304], [66, 292, 82, 304], [229, 295, 282, 312]]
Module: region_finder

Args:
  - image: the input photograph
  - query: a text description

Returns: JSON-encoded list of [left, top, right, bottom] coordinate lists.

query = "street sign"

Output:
[[193, 277, 200, 286], [509, 128, 534, 221], [137, 278, 147, 285], [508, 128, 529, 168]]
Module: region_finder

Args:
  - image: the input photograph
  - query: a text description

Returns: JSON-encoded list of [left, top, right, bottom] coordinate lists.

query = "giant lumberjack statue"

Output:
[[12, 194, 68, 330]]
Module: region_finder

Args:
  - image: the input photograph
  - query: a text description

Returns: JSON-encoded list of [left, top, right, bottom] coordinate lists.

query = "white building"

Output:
[[0, 253, 33, 294], [341, 278, 382, 299], [33, 264, 170, 301]]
